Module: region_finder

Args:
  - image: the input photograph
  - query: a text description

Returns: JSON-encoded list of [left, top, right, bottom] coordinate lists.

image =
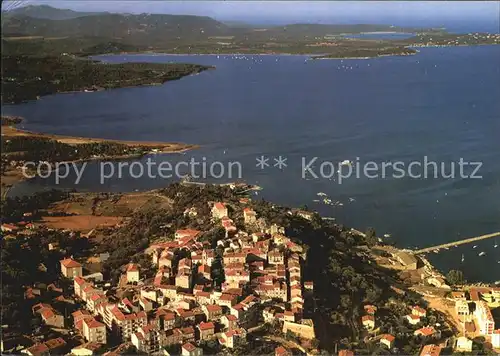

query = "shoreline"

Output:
[[313, 51, 418, 60], [91, 42, 500, 59], [1, 123, 199, 196], [1, 125, 198, 151]]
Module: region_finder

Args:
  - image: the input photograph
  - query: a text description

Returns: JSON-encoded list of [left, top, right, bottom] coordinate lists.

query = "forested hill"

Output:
[[1, 4, 106, 20], [1, 12, 231, 40], [2, 5, 436, 43]]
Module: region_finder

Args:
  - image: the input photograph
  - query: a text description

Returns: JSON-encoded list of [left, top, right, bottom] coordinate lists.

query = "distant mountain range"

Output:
[[2, 7, 231, 41], [2, 5, 430, 38], [2, 4, 106, 20], [1, 5, 443, 56]]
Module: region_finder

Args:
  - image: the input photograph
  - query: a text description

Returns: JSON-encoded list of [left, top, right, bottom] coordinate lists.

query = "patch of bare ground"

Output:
[[40, 215, 123, 232], [423, 296, 462, 335], [40, 191, 172, 232]]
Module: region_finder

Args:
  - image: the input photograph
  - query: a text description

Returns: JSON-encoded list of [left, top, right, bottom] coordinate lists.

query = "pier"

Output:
[[414, 232, 500, 254]]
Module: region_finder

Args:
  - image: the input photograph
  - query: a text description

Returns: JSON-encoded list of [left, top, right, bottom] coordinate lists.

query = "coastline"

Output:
[[2, 125, 198, 152], [1, 123, 199, 197], [90, 41, 500, 60], [313, 51, 418, 60]]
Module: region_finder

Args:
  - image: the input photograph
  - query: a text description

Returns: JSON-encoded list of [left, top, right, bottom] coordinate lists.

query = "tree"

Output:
[[310, 338, 320, 349], [365, 227, 376, 239], [446, 270, 464, 285]]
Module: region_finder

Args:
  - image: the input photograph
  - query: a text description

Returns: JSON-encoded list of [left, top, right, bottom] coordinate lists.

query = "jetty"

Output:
[[414, 231, 500, 254]]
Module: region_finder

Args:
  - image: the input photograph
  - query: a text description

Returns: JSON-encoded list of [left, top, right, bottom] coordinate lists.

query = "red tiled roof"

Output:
[[219, 294, 236, 301], [205, 304, 222, 312], [41, 308, 56, 320], [275, 346, 289, 356], [127, 264, 139, 272], [163, 312, 176, 321], [74, 276, 86, 286], [91, 294, 103, 301], [214, 202, 226, 210], [60, 258, 81, 268], [45, 337, 66, 350], [73, 342, 102, 352], [182, 343, 196, 352], [382, 334, 395, 342], [198, 321, 215, 331], [72, 309, 90, 318], [75, 320, 84, 331], [181, 326, 195, 335], [362, 315, 375, 322], [26, 343, 49, 356], [413, 306, 426, 314], [339, 350, 354, 356], [415, 327, 435, 337], [420, 344, 442, 356], [224, 288, 243, 296], [85, 318, 105, 329], [1, 223, 18, 230], [469, 290, 480, 301], [198, 264, 211, 274]]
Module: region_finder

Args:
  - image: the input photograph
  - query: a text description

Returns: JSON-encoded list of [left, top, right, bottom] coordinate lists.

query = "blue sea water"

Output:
[[4, 45, 500, 282]]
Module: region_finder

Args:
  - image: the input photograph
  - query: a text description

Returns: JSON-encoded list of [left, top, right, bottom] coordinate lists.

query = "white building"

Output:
[[455, 336, 473, 353]]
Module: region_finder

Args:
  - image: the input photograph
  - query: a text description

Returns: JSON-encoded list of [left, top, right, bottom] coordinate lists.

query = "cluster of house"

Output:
[[33, 201, 316, 355], [451, 288, 500, 349], [21, 337, 67, 356], [360, 303, 455, 355], [360, 305, 396, 350], [392, 286, 500, 356], [1, 220, 36, 239], [412, 33, 500, 47]]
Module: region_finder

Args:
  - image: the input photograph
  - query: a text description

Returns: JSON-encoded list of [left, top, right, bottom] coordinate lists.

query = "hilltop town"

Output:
[[1, 183, 499, 355]]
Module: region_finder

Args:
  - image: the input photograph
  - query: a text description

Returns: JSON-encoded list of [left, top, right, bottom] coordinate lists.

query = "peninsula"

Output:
[[2, 55, 213, 104], [1, 117, 198, 196], [1, 183, 499, 355], [312, 46, 417, 60]]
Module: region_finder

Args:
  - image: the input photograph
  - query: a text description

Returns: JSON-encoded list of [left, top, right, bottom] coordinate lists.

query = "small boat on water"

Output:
[[478, 252, 486, 256], [340, 160, 353, 166], [433, 249, 440, 254], [384, 234, 391, 238], [494, 244, 498, 248], [317, 192, 327, 197], [473, 245, 478, 249], [461, 254, 465, 262]]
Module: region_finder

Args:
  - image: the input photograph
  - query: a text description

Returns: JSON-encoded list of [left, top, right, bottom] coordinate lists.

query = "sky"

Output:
[[3, 1, 500, 31]]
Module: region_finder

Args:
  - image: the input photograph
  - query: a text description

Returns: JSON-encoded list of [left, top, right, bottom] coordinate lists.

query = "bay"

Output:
[[4, 46, 500, 282]]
